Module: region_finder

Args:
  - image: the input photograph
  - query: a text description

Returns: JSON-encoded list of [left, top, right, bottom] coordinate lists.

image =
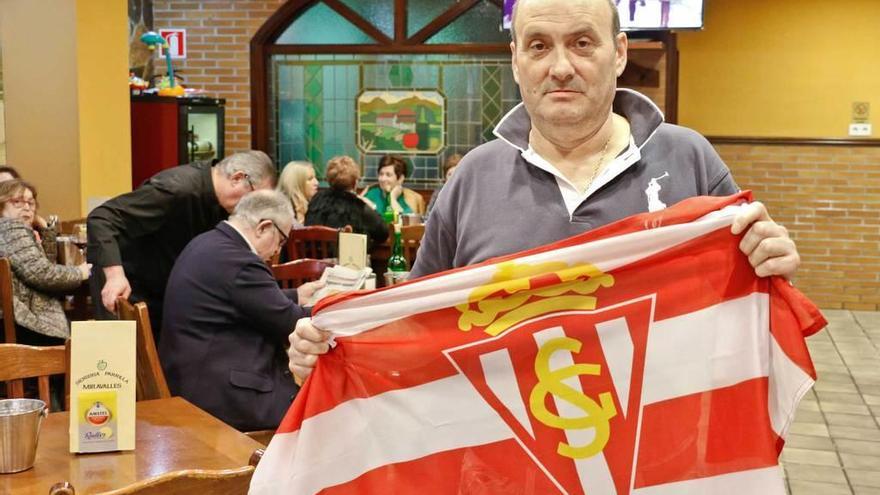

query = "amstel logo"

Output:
[[85, 401, 112, 426], [446, 260, 653, 495]]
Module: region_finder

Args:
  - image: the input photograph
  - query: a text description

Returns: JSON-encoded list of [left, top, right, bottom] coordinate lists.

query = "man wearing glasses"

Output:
[[159, 190, 322, 431], [87, 150, 277, 334]]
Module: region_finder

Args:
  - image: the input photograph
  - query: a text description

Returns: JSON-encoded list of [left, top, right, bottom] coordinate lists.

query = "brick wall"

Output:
[[153, 0, 285, 154], [714, 143, 880, 310]]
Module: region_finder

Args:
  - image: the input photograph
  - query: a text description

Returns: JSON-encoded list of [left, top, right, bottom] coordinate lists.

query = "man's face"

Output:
[[254, 218, 291, 262], [511, 0, 627, 134], [219, 171, 272, 213], [0, 172, 15, 182]]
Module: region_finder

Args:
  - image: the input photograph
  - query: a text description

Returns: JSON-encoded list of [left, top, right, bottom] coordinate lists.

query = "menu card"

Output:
[[338, 232, 368, 270], [69, 321, 136, 453], [300, 265, 373, 306]]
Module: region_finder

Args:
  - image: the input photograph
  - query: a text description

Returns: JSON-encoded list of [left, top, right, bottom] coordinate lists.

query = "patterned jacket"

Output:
[[0, 218, 82, 339]]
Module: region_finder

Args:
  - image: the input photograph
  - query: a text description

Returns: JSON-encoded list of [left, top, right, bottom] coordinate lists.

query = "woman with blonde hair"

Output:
[[277, 161, 319, 225], [0, 179, 90, 345]]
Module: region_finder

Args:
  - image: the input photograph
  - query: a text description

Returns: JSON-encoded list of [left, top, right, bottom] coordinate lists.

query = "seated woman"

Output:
[[277, 161, 319, 226], [361, 154, 425, 216], [426, 153, 462, 218], [305, 156, 388, 245], [0, 180, 90, 345]]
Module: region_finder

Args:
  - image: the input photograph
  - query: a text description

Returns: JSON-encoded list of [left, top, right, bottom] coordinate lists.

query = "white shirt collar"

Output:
[[224, 220, 259, 256], [521, 135, 642, 217]]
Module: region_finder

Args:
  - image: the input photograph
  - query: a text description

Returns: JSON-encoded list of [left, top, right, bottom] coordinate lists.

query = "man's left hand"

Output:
[[731, 201, 800, 279]]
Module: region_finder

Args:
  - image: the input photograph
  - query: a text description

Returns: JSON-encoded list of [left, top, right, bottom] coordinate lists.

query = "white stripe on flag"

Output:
[[533, 327, 618, 495], [768, 337, 814, 437], [253, 293, 796, 495], [314, 206, 745, 336], [480, 348, 535, 438], [631, 465, 787, 495], [251, 374, 512, 495], [642, 293, 770, 405], [596, 316, 635, 417]]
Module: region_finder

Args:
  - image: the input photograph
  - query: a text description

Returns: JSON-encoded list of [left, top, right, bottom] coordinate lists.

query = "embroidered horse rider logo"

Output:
[[645, 172, 670, 212]]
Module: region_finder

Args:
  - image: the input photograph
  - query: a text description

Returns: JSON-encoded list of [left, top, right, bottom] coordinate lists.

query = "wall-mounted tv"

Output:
[[502, 0, 705, 32]]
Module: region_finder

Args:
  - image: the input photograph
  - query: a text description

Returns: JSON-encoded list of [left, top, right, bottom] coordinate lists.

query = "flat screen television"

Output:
[[503, 0, 705, 32]]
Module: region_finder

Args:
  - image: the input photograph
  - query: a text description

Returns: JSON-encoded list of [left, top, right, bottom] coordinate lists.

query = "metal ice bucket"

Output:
[[0, 399, 48, 473]]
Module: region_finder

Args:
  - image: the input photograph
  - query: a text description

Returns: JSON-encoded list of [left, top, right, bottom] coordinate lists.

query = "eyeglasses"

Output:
[[8, 198, 37, 209], [243, 174, 256, 192], [263, 219, 289, 248]]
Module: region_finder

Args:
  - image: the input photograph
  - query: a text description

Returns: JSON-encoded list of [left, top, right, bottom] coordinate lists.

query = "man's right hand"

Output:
[[288, 317, 332, 381], [101, 265, 131, 312]]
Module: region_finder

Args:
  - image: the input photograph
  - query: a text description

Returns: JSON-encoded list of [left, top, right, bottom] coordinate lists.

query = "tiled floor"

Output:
[[782, 310, 880, 495]]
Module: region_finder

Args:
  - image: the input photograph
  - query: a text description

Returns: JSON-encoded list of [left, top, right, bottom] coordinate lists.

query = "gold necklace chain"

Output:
[[584, 132, 613, 190]]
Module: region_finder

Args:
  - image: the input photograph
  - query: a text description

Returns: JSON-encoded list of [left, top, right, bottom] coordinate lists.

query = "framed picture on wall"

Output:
[[356, 90, 445, 155]]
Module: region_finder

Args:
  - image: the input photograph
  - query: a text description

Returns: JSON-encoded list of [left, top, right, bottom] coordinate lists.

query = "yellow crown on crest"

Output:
[[456, 260, 615, 337]]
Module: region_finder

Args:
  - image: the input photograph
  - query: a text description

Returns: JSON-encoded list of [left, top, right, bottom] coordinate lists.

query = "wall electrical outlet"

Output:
[[849, 123, 872, 136]]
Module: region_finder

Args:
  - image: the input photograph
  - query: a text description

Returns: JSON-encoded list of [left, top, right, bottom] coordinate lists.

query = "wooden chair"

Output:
[[0, 342, 69, 411], [115, 298, 171, 401], [271, 259, 332, 289], [0, 258, 16, 343], [286, 225, 341, 261], [59, 218, 88, 235], [48, 450, 266, 494], [401, 224, 425, 268]]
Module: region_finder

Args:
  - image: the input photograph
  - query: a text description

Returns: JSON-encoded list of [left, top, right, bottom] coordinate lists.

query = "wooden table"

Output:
[[2, 397, 263, 495]]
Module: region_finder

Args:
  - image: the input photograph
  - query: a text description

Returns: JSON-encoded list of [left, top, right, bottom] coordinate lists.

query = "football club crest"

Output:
[[445, 260, 654, 494]]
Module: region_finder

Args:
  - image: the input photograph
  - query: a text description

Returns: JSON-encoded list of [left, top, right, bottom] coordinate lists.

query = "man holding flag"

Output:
[[289, 0, 801, 383], [271, 0, 818, 493]]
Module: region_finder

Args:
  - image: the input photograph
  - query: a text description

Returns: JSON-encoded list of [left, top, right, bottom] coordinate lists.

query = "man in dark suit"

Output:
[[88, 151, 277, 335], [159, 190, 322, 431]]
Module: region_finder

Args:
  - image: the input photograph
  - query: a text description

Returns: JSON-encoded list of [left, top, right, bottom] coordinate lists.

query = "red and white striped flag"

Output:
[[251, 192, 825, 495]]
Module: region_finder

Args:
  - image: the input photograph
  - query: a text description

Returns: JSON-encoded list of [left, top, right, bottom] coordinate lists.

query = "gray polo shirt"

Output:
[[411, 89, 738, 278]]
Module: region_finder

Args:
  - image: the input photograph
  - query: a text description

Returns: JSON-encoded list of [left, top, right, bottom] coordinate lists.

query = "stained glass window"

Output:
[[426, 2, 509, 44], [276, 2, 377, 45]]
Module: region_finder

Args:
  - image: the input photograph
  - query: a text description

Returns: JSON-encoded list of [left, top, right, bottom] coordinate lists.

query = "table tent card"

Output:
[[338, 231, 368, 270], [69, 321, 136, 453]]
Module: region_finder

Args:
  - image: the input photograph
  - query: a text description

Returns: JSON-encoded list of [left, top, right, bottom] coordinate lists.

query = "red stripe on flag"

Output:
[[634, 377, 781, 489], [320, 439, 564, 495], [769, 278, 823, 380]]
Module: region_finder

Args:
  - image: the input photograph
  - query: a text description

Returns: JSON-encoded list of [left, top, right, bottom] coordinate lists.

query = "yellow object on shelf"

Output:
[[158, 85, 185, 97]]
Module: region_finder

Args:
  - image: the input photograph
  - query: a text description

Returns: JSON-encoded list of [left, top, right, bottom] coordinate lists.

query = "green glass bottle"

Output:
[[382, 191, 395, 224], [387, 228, 409, 273]]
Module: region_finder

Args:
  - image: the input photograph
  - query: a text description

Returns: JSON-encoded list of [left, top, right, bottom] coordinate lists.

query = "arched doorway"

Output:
[[250, 0, 514, 186]]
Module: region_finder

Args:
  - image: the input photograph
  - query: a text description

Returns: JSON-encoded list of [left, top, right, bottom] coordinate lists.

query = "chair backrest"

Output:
[[401, 224, 425, 268], [271, 259, 332, 289], [49, 449, 264, 495], [81, 466, 256, 495], [115, 298, 171, 401], [0, 342, 69, 411], [59, 218, 88, 235], [286, 226, 340, 261], [0, 258, 16, 343]]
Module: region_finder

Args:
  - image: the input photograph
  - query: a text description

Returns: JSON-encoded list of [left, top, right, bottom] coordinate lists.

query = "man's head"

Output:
[[213, 151, 278, 213], [228, 190, 294, 262], [510, 0, 627, 140]]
